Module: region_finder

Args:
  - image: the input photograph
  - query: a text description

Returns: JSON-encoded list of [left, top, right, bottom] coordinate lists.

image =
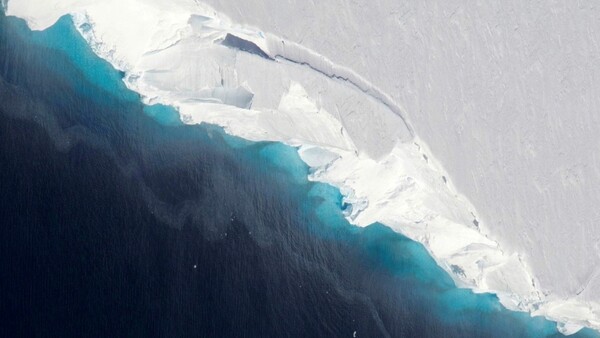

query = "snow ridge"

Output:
[[268, 41, 416, 142]]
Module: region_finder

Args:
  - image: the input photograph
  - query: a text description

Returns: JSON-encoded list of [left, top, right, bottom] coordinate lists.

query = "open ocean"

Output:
[[0, 12, 597, 338]]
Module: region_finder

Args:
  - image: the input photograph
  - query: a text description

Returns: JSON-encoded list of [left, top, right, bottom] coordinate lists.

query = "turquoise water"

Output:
[[143, 104, 183, 126], [2, 12, 599, 337]]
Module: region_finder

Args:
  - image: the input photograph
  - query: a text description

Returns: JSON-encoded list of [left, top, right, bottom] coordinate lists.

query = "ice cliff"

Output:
[[7, 0, 600, 334]]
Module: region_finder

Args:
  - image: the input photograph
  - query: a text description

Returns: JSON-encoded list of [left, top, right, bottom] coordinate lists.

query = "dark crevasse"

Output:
[[0, 12, 597, 338]]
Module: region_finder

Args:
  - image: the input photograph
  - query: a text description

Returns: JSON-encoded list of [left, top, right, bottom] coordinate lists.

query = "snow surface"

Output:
[[7, 0, 600, 334]]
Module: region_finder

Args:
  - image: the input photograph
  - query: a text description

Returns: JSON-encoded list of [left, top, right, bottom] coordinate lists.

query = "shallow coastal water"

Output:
[[0, 13, 598, 337]]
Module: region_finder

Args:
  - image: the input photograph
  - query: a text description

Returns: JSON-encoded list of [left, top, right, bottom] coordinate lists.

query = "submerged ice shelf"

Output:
[[6, 0, 599, 334]]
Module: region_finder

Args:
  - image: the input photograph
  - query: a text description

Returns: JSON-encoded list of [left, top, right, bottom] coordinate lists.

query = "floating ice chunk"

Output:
[[298, 145, 340, 169]]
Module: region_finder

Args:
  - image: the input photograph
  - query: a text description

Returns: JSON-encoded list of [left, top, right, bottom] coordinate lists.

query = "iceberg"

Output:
[[6, 0, 600, 334]]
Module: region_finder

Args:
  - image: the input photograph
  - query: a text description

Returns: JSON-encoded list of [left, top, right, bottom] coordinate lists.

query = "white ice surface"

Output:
[[7, 0, 600, 334]]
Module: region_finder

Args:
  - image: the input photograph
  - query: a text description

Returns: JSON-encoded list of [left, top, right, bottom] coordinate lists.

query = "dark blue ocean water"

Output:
[[0, 13, 597, 338]]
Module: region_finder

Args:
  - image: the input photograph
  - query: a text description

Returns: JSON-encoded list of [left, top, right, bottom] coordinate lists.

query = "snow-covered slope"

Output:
[[7, 0, 600, 334]]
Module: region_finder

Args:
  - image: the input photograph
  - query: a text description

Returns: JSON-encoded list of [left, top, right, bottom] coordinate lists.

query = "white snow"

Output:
[[7, 0, 600, 334]]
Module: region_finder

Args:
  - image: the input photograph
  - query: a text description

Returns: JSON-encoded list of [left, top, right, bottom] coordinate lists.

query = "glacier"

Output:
[[6, 0, 600, 334]]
